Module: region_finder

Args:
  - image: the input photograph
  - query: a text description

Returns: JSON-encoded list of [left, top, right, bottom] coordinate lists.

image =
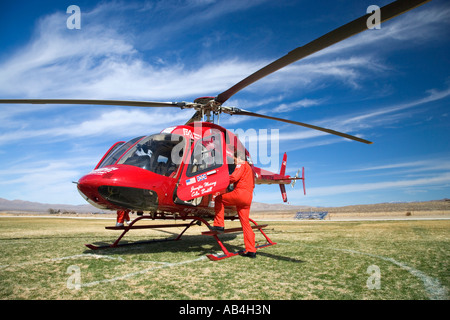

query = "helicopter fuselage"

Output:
[[77, 122, 286, 218]]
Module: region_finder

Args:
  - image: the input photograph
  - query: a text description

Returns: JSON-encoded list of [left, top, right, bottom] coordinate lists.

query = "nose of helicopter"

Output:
[[77, 170, 112, 210], [77, 166, 160, 211]]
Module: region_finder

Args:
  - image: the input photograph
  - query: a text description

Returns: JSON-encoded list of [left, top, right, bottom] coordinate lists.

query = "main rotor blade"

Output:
[[215, 0, 431, 104], [232, 109, 373, 144], [0, 99, 185, 108]]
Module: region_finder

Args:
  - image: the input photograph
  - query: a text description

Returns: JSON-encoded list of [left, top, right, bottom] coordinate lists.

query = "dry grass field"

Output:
[[0, 205, 448, 302]]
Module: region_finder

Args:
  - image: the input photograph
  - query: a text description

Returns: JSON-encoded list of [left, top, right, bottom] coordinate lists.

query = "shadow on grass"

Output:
[[83, 231, 305, 263]]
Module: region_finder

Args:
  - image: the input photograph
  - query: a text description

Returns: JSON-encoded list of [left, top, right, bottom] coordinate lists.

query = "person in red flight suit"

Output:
[[212, 153, 257, 258], [116, 209, 131, 227]]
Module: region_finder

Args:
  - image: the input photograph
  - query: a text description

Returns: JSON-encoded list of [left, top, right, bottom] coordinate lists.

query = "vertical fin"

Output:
[[279, 184, 288, 202], [280, 152, 287, 176]]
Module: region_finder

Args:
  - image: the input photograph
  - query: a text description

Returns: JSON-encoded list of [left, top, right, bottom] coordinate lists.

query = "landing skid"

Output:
[[205, 243, 276, 261], [85, 215, 276, 260], [85, 216, 198, 250], [201, 219, 277, 261]]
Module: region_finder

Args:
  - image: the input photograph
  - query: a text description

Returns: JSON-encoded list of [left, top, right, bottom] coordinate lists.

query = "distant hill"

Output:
[[0, 198, 110, 213]]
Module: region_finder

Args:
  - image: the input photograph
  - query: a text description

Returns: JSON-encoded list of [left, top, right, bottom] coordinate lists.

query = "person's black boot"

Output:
[[209, 226, 225, 233], [240, 251, 256, 258]]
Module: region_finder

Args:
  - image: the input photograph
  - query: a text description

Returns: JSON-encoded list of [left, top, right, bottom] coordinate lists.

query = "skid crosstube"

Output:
[[85, 215, 276, 260]]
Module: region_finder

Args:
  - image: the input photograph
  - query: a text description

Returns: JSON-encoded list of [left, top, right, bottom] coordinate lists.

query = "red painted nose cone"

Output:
[[77, 171, 111, 210], [76, 165, 161, 211]]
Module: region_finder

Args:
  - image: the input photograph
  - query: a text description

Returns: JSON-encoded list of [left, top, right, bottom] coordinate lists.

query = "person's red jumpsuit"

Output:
[[214, 160, 256, 253], [116, 209, 130, 225]]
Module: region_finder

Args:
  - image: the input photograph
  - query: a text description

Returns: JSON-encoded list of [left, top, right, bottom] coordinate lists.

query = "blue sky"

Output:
[[0, 0, 449, 207]]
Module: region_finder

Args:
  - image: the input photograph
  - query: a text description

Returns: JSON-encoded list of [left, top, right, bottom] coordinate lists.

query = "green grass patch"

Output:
[[0, 217, 448, 300]]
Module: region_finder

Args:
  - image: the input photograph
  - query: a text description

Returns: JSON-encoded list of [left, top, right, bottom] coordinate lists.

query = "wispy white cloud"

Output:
[[338, 85, 450, 128], [272, 98, 324, 113], [0, 158, 93, 204], [307, 172, 450, 197], [348, 159, 450, 173], [343, 158, 450, 182], [0, 2, 266, 100], [0, 107, 189, 145]]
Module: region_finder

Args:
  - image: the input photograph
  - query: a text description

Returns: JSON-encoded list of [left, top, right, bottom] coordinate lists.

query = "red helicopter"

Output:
[[0, 0, 429, 260]]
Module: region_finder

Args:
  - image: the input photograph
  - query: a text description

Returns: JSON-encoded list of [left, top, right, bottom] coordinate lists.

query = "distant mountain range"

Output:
[[0, 198, 108, 213], [0, 197, 308, 214]]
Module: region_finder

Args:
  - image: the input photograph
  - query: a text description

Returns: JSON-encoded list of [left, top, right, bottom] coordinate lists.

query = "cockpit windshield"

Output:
[[117, 133, 185, 177], [97, 136, 144, 169]]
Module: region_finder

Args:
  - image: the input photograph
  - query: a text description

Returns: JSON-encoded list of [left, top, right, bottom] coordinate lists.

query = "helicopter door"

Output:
[[176, 130, 230, 202]]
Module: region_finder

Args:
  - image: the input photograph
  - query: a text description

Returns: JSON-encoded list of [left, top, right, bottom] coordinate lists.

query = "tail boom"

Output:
[[253, 153, 305, 202]]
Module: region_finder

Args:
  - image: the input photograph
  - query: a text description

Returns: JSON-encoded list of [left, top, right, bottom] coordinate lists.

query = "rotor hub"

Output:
[[193, 96, 215, 105]]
